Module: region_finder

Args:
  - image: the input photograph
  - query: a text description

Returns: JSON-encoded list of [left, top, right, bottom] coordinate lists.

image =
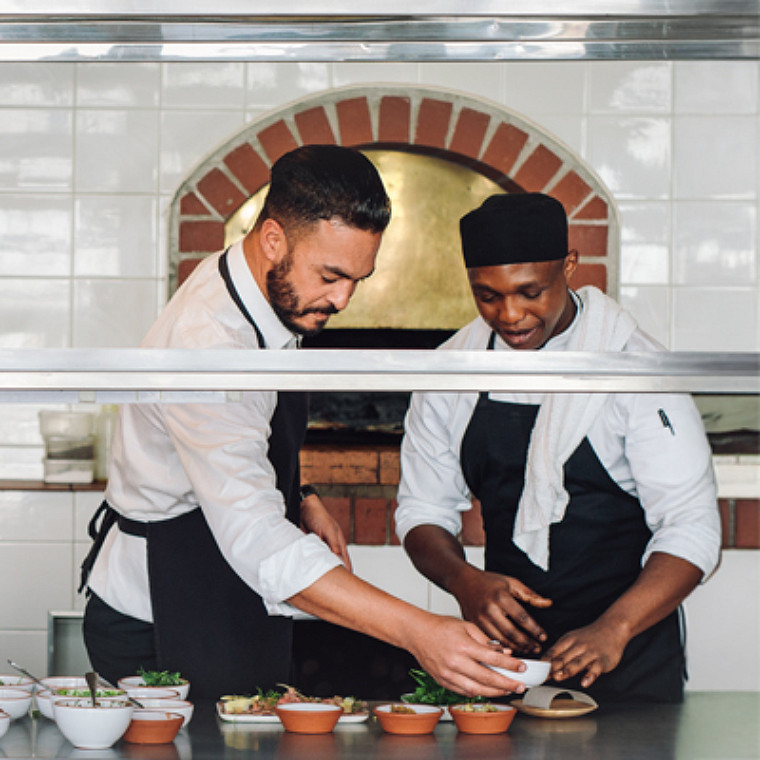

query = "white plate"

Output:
[[216, 703, 368, 724]]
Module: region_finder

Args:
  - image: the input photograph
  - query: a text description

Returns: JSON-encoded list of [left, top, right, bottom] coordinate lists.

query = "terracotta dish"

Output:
[[122, 711, 184, 744], [275, 703, 342, 734], [449, 703, 517, 734], [373, 703, 443, 735]]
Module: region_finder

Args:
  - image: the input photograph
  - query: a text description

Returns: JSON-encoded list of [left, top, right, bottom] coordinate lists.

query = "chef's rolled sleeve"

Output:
[[618, 392, 722, 580]]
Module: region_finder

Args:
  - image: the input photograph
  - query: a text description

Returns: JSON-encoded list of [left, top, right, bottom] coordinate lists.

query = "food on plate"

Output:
[[404, 668, 485, 707], [218, 684, 368, 717], [136, 668, 185, 688]]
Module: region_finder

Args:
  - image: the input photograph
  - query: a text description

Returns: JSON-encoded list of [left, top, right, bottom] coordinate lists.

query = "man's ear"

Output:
[[563, 249, 579, 282], [260, 218, 287, 264]]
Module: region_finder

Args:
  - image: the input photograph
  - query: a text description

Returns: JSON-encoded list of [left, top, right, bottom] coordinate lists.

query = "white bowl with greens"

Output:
[[36, 684, 125, 721], [118, 670, 189, 700], [0, 675, 35, 693]]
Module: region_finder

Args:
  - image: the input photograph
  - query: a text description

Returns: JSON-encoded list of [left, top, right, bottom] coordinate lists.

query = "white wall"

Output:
[[0, 59, 757, 685]]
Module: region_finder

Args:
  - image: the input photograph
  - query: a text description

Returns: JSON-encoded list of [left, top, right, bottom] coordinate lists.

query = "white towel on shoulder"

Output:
[[512, 286, 638, 571]]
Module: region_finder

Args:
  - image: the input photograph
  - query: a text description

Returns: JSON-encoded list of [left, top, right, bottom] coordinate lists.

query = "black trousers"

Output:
[[83, 592, 157, 685]]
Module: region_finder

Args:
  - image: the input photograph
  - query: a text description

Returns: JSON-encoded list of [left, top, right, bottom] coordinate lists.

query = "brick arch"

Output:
[[169, 85, 617, 295]]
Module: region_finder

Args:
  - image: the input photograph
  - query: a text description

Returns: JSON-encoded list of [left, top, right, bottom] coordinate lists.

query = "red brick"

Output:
[[550, 172, 593, 216], [300, 446, 379, 485], [389, 499, 401, 545], [378, 96, 411, 143], [513, 145, 563, 192], [196, 168, 247, 218], [179, 192, 210, 216], [735, 498, 760, 549], [379, 449, 400, 486], [321, 496, 352, 543], [449, 107, 490, 159], [178, 221, 224, 253], [461, 499, 486, 546], [336, 98, 373, 145], [223, 143, 270, 195], [570, 263, 607, 292], [574, 195, 609, 221], [294, 106, 336, 145], [414, 98, 452, 149], [718, 498, 733, 548], [569, 224, 609, 258], [354, 498, 389, 545], [480, 123, 529, 178], [177, 257, 204, 287], [258, 120, 299, 163]]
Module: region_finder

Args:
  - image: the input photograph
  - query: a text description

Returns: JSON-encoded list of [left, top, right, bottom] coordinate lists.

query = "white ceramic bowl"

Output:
[[486, 658, 551, 687], [36, 686, 126, 721], [0, 675, 35, 693], [0, 687, 33, 720], [133, 698, 194, 727], [118, 676, 190, 701], [121, 687, 180, 701], [0, 709, 9, 739], [53, 697, 133, 750]]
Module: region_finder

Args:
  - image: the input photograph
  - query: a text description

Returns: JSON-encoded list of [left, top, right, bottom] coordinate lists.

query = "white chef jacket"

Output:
[[395, 297, 721, 580], [88, 241, 342, 623]]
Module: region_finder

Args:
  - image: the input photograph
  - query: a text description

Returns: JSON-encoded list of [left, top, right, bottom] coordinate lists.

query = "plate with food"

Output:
[[217, 685, 369, 724]]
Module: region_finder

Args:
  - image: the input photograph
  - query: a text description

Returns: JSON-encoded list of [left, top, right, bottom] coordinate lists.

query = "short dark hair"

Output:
[[257, 145, 391, 237]]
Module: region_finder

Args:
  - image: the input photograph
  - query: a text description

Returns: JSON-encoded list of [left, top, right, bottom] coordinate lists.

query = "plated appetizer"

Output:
[[217, 684, 368, 722]]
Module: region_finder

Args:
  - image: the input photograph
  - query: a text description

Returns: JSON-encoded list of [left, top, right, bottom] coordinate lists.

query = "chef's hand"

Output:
[[544, 619, 628, 689], [452, 568, 552, 655], [408, 615, 529, 698], [300, 494, 352, 572]]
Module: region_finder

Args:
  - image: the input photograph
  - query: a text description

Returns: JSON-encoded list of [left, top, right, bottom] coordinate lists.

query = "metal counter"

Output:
[[1, 693, 758, 759]]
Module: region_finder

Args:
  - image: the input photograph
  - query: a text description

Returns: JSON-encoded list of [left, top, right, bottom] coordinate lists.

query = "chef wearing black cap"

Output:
[[395, 193, 721, 703]]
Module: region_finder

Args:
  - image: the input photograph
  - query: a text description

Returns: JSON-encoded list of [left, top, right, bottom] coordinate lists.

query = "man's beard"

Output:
[[266, 255, 338, 337]]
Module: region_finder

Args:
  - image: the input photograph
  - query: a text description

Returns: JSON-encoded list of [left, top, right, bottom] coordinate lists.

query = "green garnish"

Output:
[[136, 667, 184, 687], [405, 669, 485, 706]]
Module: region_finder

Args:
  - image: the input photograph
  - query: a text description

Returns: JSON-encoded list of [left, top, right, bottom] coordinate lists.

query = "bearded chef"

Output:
[[395, 193, 721, 703], [78, 146, 527, 700]]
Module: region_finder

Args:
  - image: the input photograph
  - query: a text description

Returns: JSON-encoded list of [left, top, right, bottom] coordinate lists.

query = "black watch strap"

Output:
[[299, 484, 320, 502]]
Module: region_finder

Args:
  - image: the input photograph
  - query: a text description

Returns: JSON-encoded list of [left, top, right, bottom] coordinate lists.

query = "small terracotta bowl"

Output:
[[449, 703, 517, 734], [275, 703, 342, 734], [373, 703, 443, 735], [122, 710, 184, 744]]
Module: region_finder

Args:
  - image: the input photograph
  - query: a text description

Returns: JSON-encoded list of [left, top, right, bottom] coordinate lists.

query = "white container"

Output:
[[0, 687, 33, 720], [95, 405, 119, 480], [44, 435, 96, 460], [39, 411, 94, 439], [43, 459, 95, 484]]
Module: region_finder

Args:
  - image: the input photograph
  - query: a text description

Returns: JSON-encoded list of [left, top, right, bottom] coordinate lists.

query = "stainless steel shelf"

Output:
[[0, 348, 756, 405], [0, 1, 757, 62]]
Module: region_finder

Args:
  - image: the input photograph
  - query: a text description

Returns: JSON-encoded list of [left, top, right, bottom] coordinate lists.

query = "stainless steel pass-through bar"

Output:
[[0, 0, 757, 62], [0, 349, 756, 405]]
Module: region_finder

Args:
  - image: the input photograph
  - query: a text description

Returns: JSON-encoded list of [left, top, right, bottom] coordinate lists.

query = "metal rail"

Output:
[[0, 349, 756, 405], [0, 1, 757, 61]]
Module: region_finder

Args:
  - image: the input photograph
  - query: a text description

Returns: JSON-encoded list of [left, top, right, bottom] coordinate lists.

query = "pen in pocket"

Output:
[[658, 408, 675, 435]]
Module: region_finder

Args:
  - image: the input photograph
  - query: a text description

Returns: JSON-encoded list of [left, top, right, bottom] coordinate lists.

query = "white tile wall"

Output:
[[0, 59, 757, 681]]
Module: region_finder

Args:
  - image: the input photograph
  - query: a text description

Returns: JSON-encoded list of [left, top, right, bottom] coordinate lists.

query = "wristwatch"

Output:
[[299, 484, 320, 502]]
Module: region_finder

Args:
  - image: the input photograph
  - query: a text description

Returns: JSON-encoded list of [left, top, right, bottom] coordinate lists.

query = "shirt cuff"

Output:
[[259, 533, 343, 613]]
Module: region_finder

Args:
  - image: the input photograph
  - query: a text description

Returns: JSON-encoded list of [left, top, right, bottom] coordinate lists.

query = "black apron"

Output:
[[459, 334, 685, 703], [81, 250, 308, 699]]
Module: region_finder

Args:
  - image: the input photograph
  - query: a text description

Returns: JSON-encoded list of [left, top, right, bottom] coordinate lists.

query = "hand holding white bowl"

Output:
[[484, 658, 550, 688]]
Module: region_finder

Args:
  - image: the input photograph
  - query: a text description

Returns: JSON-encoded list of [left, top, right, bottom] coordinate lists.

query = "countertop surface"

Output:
[[0, 692, 758, 759]]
